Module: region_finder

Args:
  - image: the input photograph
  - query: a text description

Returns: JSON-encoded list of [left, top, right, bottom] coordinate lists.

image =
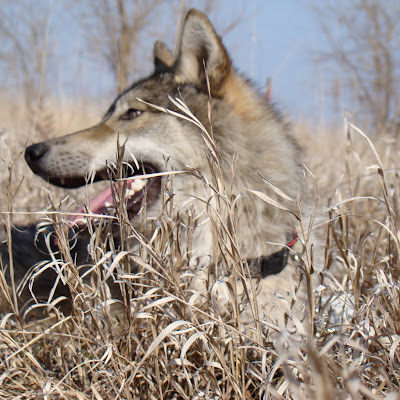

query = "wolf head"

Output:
[[24, 9, 302, 259]]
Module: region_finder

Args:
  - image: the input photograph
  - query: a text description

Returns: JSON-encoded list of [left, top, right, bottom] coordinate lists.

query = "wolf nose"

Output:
[[25, 142, 48, 165]]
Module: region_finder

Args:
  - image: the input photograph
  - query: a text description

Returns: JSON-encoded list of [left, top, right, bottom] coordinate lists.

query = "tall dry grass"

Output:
[[0, 97, 400, 399]]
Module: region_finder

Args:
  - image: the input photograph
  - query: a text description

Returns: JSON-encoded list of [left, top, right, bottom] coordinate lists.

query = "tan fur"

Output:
[[153, 40, 175, 69], [223, 72, 266, 122], [23, 9, 316, 335], [175, 9, 231, 95]]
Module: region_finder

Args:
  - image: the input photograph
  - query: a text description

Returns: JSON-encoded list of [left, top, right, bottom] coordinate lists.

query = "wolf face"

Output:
[[24, 9, 302, 261]]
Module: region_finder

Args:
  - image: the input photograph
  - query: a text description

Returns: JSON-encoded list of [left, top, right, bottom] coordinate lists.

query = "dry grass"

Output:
[[1, 98, 400, 399], [0, 96, 102, 225]]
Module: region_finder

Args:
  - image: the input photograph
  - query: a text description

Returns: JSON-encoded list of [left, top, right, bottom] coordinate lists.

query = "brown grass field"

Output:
[[0, 97, 400, 399]]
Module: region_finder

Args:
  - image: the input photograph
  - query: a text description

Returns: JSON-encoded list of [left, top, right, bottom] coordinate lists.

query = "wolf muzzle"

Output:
[[25, 142, 49, 174]]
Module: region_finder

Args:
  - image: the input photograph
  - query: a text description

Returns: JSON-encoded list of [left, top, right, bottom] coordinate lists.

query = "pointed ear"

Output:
[[175, 9, 231, 95], [153, 40, 175, 72]]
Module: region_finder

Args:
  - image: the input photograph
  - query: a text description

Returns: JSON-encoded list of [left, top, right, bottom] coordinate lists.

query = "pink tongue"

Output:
[[68, 179, 134, 225]]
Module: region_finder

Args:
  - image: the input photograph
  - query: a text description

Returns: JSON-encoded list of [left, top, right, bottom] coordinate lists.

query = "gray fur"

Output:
[[6, 10, 312, 331]]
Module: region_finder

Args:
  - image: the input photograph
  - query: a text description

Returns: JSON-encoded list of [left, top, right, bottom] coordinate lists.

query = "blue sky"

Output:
[[4, 0, 335, 126], [53, 1, 331, 123], [219, 0, 325, 121]]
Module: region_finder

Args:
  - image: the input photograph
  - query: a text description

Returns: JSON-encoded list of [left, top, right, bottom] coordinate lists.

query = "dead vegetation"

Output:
[[0, 98, 400, 399], [0, 1, 399, 397]]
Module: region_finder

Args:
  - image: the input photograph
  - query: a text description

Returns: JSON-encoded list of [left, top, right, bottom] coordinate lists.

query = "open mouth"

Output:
[[47, 162, 161, 226]]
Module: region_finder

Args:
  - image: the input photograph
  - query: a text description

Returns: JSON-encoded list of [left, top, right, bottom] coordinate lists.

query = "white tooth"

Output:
[[104, 201, 112, 207], [131, 178, 146, 191], [124, 179, 146, 198], [139, 179, 146, 189]]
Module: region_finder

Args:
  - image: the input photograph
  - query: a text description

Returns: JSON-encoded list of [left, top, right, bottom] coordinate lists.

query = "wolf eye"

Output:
[[120, 109, 142, 121]]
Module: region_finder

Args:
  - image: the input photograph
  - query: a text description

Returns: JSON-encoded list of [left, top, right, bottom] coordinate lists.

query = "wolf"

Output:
[[5, 10, 312, 330]]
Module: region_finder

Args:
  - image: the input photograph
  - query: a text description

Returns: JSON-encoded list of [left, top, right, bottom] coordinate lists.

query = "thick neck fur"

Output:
[[170, 72, 302, 260]]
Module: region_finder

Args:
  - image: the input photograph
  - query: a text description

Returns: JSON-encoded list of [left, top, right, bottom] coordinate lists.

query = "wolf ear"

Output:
[[175, 9, 231, 95], [153, 40, 175, 72]]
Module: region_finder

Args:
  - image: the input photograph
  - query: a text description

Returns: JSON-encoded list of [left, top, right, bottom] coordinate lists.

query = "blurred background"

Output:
[[1, 0, 400, 132], [1, 0, 400, 217]]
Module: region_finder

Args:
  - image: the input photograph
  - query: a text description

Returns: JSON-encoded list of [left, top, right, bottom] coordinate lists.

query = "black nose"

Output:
[[25, 142, 48, 165]]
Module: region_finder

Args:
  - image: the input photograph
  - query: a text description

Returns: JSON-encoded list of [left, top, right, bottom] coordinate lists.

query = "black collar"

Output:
[[246, 231, 298, 278]]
